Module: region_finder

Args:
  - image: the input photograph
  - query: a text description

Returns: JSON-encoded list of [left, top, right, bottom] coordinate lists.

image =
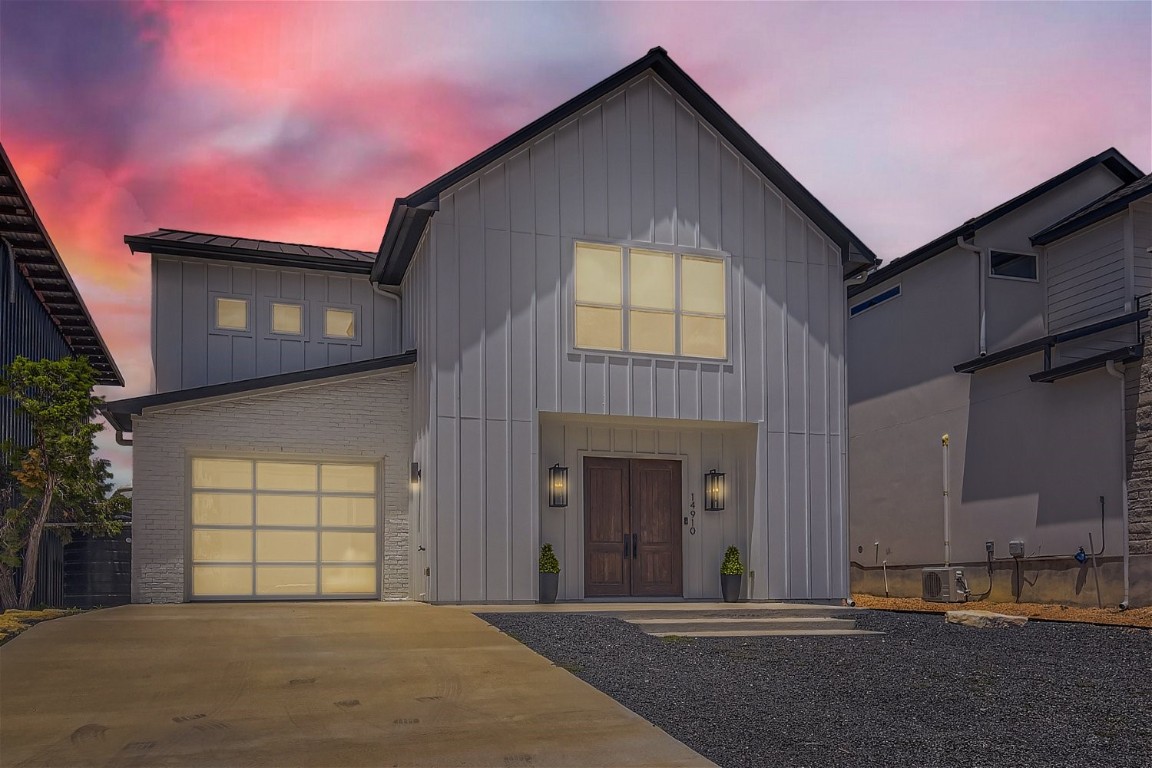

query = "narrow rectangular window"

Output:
[[215, 297, 249, 331], [324, 308, 356, 339], [271, 302, 303, 335], [574, 242, 624, 351], [990, 250, 1037, 281], [850, 284, 901, 317]]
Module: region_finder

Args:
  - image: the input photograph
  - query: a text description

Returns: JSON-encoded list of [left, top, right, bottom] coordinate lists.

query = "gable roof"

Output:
[[0, 142, 123, 385], [372, 46, 877, 285], [125, 229, 376, 274], [848, 148, 1143, 298], [1031, 172, 1152, 246]]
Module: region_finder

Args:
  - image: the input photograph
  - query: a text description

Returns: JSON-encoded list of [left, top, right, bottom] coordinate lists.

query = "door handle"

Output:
[[623, 535, 630, 559], [632, 533, 639, 560]]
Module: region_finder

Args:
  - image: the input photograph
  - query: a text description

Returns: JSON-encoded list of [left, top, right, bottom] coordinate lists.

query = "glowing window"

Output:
[[271, 303, 303, 334], [325, 308, 356, 338], [215, 298, 249, 331]]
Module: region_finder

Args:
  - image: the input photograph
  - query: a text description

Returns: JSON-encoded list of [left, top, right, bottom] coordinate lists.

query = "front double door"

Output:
[[584, 457, 683, 598]]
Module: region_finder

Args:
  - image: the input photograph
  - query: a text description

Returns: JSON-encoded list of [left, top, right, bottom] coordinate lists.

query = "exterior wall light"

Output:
[[548, 463, 569, 508], [704, 469, 725, 511], [410, 462, 421, 490]]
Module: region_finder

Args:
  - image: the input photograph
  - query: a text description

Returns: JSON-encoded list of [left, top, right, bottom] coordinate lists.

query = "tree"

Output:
[[0, 356, 127, 610]]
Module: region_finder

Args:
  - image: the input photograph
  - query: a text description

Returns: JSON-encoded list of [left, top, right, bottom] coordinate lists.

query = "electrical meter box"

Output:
[[1009, 540, 1025, 557]]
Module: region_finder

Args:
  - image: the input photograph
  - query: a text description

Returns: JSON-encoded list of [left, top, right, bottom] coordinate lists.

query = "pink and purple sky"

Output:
[[1, 1, 1149, 485]]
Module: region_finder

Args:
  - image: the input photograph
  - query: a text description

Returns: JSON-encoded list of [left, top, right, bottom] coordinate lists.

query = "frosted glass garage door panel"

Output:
[[193, 529, 253, 562], [256, 531, 318, 563], [256, 495, 317, 527], [192, 459, 252, 490], [256, 462, 318, 492], [256, 566, 317, 596], [322, 531, 376, 563], [321, 496, 377, 527], [320, 464, 376, 493], [193, 566, 252, 596], [322, 567, 376, 594], [192, 493, 252, 526]]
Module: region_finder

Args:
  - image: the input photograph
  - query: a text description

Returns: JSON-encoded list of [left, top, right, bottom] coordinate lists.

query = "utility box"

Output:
[[921, 568, 967, 603], [1009, 540, 1026, 558]]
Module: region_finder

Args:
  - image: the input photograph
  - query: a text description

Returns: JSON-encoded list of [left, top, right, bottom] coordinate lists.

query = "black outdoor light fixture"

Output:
[[410, 462, 421, 489], [548, 463, 569, 507], [704, 469, 726, 511]]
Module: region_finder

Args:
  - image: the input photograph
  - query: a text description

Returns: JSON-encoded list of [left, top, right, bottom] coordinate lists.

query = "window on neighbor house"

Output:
[[271, 303, 303, 335], [215, 297, 249, 331], [574, 242, 727, 359], [324, 308, 356, 339], [989, 250, 1038, 281]]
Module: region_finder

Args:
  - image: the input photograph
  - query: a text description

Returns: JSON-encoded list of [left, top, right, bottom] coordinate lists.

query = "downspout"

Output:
[[1105, 360, 1131, 609], [371, 282, 403, 353], [942, 434, 951, 567], [115, 429, 133, 447], [956, 236, 986, 356]]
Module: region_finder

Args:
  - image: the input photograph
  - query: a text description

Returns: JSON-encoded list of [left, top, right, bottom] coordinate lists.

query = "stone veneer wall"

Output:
[[1129, 329, 1152, 558]]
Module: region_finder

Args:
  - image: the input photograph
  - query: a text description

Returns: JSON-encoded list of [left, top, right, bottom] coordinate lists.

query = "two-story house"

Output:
[[847, 148, 1151, 608], [102, 48, 877, 604]]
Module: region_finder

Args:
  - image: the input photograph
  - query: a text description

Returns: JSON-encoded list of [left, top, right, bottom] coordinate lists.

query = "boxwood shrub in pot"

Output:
[[539, 543, 560, 604], [720, 546, 744, 602]]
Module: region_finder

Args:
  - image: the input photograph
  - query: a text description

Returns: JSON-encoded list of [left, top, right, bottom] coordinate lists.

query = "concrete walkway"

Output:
[[0, 603, 712, 767]]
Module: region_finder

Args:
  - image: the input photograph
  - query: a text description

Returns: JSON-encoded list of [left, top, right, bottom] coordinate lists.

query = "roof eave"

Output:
[[125, 235, 374, 275]]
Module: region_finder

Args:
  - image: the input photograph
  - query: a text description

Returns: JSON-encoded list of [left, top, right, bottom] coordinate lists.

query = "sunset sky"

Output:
[[1, 0, 1149, 485]]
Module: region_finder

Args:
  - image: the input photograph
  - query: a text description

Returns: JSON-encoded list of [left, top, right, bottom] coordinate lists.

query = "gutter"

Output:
[[1105, 359, 1131, 610]]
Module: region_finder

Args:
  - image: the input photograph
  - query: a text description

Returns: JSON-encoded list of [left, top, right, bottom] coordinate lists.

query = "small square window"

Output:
[[325, 308, 356, 339], [990, 251, 1037, 280], [271, 303, 303, 335], [216, 298, 249, 331]]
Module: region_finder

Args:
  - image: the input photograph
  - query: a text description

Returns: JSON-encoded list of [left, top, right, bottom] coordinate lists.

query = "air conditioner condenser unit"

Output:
[[922, 567, 967, 603]]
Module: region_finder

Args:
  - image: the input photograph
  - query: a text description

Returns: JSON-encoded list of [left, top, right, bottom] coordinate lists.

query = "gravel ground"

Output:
[[479, 611, 1152, 768], [852, 594, 1152, 628]]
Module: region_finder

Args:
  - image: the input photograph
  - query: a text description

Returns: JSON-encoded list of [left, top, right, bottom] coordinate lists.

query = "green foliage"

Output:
[[539, 543, 560, 574], [0, 357, 128, 609], [721, 545, 744, 575]]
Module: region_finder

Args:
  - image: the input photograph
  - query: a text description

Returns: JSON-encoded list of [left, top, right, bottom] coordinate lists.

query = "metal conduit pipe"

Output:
[[1105, 359, 1131, 610], [956, 236, 987, 356]]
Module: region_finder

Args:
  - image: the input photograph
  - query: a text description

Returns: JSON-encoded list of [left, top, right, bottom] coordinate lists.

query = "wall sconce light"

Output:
[[410, 462, 421, 490], [548, 463, 569, 507], [704, 469, 725, 511]]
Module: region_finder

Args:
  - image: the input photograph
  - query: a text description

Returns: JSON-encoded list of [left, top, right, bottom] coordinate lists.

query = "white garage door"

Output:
[[189, 457, 379, 599]]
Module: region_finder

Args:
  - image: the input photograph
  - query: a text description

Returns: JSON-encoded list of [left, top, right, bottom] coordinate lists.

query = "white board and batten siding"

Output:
[[405, 73, 849, 602]]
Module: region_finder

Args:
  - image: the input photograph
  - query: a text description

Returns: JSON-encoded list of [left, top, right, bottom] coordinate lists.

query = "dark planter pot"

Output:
[[539, 572, 559, 604], [721, 573, 742, 603]]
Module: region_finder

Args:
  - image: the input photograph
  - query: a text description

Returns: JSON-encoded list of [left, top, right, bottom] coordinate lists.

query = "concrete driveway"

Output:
[[0, 603, 711, 767]]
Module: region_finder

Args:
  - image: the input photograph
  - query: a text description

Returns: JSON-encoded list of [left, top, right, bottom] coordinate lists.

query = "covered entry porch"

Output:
[[539, 413, 756, 602]]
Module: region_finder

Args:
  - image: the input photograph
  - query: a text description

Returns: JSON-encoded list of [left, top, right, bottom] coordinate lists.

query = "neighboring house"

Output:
[[1, 142, 124, 607], [101, 47, 877, 604], [847, 148, 1151, 608]]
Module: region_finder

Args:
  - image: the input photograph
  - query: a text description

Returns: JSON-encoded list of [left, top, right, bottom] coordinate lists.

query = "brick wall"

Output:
[[131, 369, 411, 603], [1130, 330, 1152, 557]]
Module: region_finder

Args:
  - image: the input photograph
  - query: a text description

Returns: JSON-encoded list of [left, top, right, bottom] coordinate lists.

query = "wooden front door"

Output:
[[584, 458, 683, 598]]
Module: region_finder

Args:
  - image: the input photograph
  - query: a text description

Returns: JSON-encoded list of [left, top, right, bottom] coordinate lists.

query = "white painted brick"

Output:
[[131, 370, 412, 604]]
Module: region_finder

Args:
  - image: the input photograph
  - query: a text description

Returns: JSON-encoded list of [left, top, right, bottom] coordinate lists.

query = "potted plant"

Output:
[[539, 543, 560, 604], [720, 546, 744, 602]]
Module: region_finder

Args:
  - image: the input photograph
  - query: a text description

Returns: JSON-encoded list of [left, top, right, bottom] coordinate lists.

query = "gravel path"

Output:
[[479, 611, 1151, 768]]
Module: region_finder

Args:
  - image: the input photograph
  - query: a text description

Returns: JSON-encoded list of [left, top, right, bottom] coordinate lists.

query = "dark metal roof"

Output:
[[848, 148, 1144, 298], [1031, 173, 1152, 246], [100, 350, 417, 433], [1029, 344, 1142, 383], [0, 142, 123, 385], [125, 229, 376, 274], [373, 46, 877, 285]]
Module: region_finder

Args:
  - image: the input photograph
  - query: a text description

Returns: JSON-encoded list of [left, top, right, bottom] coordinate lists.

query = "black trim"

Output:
[[125, 234, 374, 275], [100, 350, 417, 433], [1029, 345, 1142, 383], [954, 309, 1148, 374], [1031, 174, 1152, 245], [373, 47, 876, 285], [849, 148, 1143, 299]]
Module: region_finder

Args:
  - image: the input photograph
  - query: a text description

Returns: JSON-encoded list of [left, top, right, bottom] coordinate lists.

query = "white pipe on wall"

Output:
[[956, 236, 986, 356], [1105, 360, 1131, 609], [942, 433, 951, 568]]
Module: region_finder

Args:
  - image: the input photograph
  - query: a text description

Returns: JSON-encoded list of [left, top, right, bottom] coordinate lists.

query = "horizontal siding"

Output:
[[422, 73, 848, 602], [1045, 214, 1127, 332], [1134, 200, 1152, 299]]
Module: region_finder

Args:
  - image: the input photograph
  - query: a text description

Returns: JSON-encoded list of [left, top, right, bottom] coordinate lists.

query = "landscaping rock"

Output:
[[945, 609, 1028, 628]]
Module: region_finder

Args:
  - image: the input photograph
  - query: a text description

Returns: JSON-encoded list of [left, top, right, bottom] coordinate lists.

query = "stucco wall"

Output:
[[130, 368, 411, 603]]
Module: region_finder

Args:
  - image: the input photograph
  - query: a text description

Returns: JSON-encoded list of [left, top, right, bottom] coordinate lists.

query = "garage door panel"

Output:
[[321, 531, 376, 563], [193, 493, 252, 526], [321, 464, 375, 493], [256, 462, 318, 492], [321, 496, 376, 527], [194, 566, 252, 596], [322, 566, 376, 594], [256, 530, 318, 563], [193, 459, 253, 490], [193, 529, 253, 562], [256, 495, 318, 527], [256, 566, 318, 596]]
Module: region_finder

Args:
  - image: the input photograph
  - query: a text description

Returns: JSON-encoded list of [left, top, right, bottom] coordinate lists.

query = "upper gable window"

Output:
[[324, 308, 356, 339], [215, 298, 249, 331], [574, 242, 727, 359], [271, 303, 304, 335], [990, 250, 1038, 281]]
